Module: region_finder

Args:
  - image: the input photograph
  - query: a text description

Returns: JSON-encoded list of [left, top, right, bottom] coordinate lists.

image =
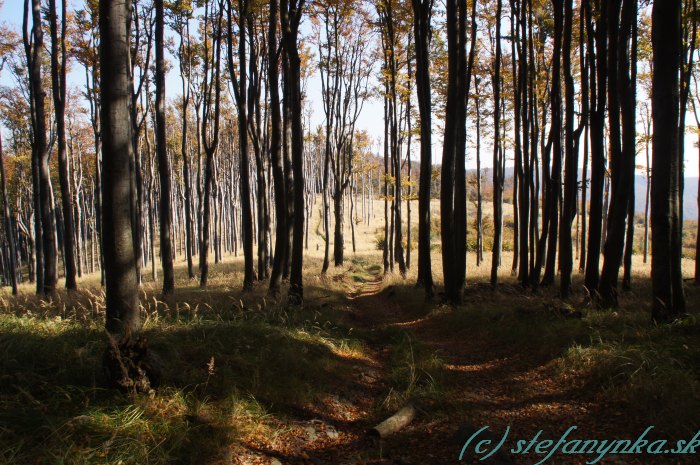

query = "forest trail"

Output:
[[247, 269, 673, 465]]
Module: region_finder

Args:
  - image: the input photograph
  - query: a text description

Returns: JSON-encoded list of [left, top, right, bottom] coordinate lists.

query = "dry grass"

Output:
[[0, 195, 699, 463]]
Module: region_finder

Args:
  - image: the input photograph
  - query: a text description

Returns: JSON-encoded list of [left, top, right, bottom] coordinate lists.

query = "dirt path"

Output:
[[236, 272, 680, 465], [326, 274, 665, 464]]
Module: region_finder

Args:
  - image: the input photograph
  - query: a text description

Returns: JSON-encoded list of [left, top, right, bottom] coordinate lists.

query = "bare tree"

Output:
[[49, 0, 77, 290], [155, 0, 175, 294]]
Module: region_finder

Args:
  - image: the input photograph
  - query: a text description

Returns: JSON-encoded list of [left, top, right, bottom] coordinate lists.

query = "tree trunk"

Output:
[[475, 81, 483, 267], [585, 0, 608, 294], [440, 0, 473, 304], [281, 0, 305, 305], [0, 132, 17, 295], [100, 0, 140, 334], [49, 0, 76, 290], [200, 0, 223, 288], [268, 0, 287, 296], [179, 19, 195, 280], [651, 0, 685, 322], [236, 0, 255, 291], [333, 190, 344, 266], [490, 0, 503, 288], [155, 0, 174, 294], [542, 0, 562, 288], [26, 0, 57, 295], [599, 0, 636, 307], [559, 0, 577, 299], [643, 111, 651, 264]]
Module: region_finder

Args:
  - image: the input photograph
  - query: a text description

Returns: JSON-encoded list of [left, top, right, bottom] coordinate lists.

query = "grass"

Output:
[[1, 196, 700, 462], [382, 330, 447, 412], [0, 259, 372, 464], [429, 279, 700, 435]]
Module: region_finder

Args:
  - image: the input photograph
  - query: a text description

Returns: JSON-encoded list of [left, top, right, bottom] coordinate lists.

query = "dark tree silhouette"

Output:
[[585, 0, 608, 294], [99, 0, 140, 334], [269, 0, 287, 296], [490, 0, 504, 289], [599, 0, 636, 308], [281, 0, 306, 305], [651, 0, 685, 322]]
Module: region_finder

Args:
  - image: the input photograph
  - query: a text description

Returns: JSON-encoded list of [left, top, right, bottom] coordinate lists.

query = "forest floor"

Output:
[[1, 200, 700, 464], [1, 251, 699, 465]]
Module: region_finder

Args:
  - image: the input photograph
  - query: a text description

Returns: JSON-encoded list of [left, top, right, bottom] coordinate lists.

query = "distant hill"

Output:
[[634, 175, 698, 220], [467, 168, 700, 220]]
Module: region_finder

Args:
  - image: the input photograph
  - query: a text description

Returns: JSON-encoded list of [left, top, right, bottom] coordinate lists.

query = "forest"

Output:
[[0, 0, 699, 463]]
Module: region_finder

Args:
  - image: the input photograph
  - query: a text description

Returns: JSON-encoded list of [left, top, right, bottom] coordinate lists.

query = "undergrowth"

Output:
[[0, 271, 368, 465]]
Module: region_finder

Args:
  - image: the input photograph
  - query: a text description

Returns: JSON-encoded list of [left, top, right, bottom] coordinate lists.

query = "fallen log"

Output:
[[369, 404, 416, 438]]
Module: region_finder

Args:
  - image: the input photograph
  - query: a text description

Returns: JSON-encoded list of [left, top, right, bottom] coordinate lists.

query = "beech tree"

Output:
[[0, 0, 696, 332], [169, 0, 196, 280], [100, 0, 140, 334], [226, 0, 256, 290], [411, 0, 435, 297], [489, 0, 504, 288], [598, 0, 637, 307], [199, 0, 223, 288], [155, 0, 175, 294], [651, 0, 685, 322], [312, 0, 372, 271], [0, 130, 16, 295], [24, 0, 57, 295], [440, 0, 476, 304], [281, 0, 306, 304], [49, 0, 77, 290], [269, 0, 286, 295]]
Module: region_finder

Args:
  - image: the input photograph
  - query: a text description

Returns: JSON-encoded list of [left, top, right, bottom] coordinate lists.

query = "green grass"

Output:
[[2, 247, 700, 462], [0, 287, 369, 464], [382, 329, 447, 412]]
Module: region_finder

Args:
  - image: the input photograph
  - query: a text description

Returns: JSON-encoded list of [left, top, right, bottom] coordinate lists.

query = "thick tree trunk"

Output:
[[516, 0, 530, 287], [542, 0, 561, 288], [651, 0, 685, 321], [440, 0, 461, 303], [440, 0, 473, 303], [99, 0, 140, 334]]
